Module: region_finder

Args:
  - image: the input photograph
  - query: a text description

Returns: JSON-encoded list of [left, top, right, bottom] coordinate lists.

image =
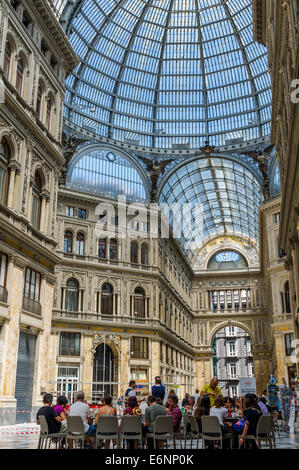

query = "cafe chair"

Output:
[[186, 416, 201, 449], [66, 416, 85, 449], [37, 415, 67, 449], [201, 416, 224, 449], [146, 416, 175, 449], [95, 416, 119, 449], [119, 416, 142, 449]]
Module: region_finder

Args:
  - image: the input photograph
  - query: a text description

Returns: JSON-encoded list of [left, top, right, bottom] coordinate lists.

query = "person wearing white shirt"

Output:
[[68, 391, 96, 448]]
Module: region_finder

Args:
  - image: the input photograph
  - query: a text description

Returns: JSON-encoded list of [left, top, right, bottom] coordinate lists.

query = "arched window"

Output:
[[16, 58, 24, 95], [110, 238, 117, 260], [64, 230, 73, 253], [45, 96, 53, 131], [0, 138, 11, 205], [131, 241, 138, 264], [134, 287, 145, 318], [98, 238, 106, 258], [65, 278, 79, 312], [284, 281, 291, 314], [31, 172, 42, 229], [3, 42, 12, 80], [141, 243, 149, 265], [36, 84, 43, 119], [76, 232, 85, 255], [101, 282, 113, 315]]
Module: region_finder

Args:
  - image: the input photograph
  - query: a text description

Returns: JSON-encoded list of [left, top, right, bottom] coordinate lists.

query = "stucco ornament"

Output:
[[91, 333, 120, 355]]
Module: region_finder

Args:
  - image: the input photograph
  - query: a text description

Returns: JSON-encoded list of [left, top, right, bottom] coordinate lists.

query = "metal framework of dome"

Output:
[[53, 0, 272, 150]]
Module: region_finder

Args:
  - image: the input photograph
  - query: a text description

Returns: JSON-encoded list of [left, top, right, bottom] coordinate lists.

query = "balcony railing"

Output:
[[0, 286, 8, 303], [22, 296, 42, 316], [130, 351, 149, 359]]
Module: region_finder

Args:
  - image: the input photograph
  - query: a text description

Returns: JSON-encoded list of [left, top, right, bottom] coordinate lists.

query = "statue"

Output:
[[136, 156, 175, 202], [59, 131, 89, 186], [242, 144, 275, 199]]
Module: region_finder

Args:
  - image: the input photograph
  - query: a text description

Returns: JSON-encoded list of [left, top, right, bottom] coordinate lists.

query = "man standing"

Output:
[[200, 377, 222, 407], [68, 391, 96, 448], [151, 376, 166, 403], [125, 380, 146, 405]]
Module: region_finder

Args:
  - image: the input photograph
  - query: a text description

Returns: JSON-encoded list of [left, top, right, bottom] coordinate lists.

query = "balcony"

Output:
[[0, 286, 8, 304], [130, 351, 149, 359], [22, 297, 42, 316]]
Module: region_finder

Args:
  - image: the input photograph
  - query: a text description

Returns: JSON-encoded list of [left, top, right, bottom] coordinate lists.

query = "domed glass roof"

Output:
[[55, 0, 272, 150]]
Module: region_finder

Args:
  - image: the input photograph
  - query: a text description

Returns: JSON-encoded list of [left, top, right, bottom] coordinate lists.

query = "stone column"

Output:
[[7, 165, 16, 208], [39, 190, 49, 234], [12, 168, 20, 210], [82, 335, 94, 402], [27, 177, 33, 222], [119, 337, 130, 396]]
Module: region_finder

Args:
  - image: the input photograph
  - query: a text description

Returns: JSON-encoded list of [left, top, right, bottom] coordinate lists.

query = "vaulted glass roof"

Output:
[[55, 0, 272, 150], [159, 157, 263, 255]]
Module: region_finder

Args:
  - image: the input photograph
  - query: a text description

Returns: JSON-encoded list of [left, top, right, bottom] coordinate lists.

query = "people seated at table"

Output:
[[193, 395, 210, 433], [68, 391, 96, 449], [36, 393, 65, 433], [166, 395, 182, 432], [143, 395, 167, 449], [125, 380, 146, 407], [232, 395, 261, 449], [210, 397, 232, 431], [53, 395, 68, 432], [224, 397, 235, 417], [124, 396, 142, 416], [258, 396, 269, 414], [93, 395, 117, 449], [181, 393, 190, 407], [186, 396, 195, 414]]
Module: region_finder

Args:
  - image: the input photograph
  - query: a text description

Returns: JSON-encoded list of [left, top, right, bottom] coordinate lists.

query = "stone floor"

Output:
[[0, 423, 298, 449]]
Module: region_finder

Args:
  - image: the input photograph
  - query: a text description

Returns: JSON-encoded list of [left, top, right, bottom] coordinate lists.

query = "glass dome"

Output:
[[56, 0, 272, 149]]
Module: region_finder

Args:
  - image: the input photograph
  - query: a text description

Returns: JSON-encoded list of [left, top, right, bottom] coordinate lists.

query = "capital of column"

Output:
[[8, 159, 21, 173]]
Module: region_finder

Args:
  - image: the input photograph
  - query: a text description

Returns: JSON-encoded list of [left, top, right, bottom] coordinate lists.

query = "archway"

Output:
[[211, 324, 255, 398], [92, 343, 117, 402]]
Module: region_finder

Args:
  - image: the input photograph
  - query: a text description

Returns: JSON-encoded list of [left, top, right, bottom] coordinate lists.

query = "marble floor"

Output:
[[0, 423, 298, 450]]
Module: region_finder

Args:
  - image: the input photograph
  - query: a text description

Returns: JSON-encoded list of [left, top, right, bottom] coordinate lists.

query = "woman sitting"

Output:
[[94, 395, 117, 449], [239, 396, 261, 449], [54, 395, 68, 432], [166, 395, 182, 432], [124, 396, 142, 416], [193, 395, 210, 434]]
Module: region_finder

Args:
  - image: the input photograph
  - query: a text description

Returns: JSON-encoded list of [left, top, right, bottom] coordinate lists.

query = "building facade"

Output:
[[0, 0, 78, 422], [213, 326, 254, 398]]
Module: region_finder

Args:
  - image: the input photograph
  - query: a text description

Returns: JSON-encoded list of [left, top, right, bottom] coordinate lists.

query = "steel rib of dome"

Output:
[[55, 0, 272, 150]]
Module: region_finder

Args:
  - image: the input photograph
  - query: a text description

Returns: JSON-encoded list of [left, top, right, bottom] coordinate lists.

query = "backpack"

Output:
[[233, 417, 246, 432]]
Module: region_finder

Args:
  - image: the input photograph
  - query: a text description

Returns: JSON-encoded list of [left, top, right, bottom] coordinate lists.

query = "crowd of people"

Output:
[[36, 376, 277, 449]]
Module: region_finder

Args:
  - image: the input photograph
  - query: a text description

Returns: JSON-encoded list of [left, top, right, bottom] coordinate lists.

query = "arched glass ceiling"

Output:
[[159, 157, 263, 254], [207, 250, 248, 270], [56, 0, 272, 150], [67, 148, 147, 201]]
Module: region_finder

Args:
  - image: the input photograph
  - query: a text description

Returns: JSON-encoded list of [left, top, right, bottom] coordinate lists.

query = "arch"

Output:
[[100, 282, 114, 316], [133, 286, 146, 318], [76, 231, 85, 255], [31, 163, 47, 189], [15, 51, 28, 97], [64, 229, 73, 253], [109, 238, 118, 261], [66, 144, 150, 202], [65, 277, 79, 312], [207, 249, 249, 271], [92, 343, 117, 400], [209, 320, 254, 346], [130, 240, 139, 264], [30, 170, 43, 230], [141, 242, 149, 266], [36, 78, 46, 120], [0, 137, 12, 205]]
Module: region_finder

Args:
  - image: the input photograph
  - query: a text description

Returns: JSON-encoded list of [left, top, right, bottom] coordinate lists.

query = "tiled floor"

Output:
[[0, 423, 298, 449]]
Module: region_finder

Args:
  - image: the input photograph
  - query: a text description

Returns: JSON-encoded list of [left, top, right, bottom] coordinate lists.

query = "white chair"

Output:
[[66, 416, 86, 449], [201, 416, 223, 449], [186, 416, 201, 449], [95, 415, 119, 449], [119, 416, 142, 449], [146, 416, 175, 449], [37, 414, 67, 449]]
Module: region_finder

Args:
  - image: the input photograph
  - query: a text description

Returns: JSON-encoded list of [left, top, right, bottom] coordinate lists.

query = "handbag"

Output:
[[233, 417, 246, 432]]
